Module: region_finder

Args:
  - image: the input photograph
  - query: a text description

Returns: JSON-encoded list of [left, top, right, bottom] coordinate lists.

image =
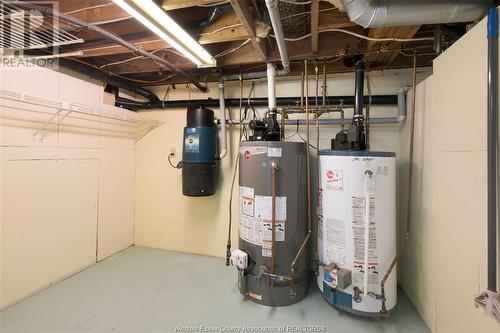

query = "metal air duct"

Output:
[[341, 0, 490, 28]]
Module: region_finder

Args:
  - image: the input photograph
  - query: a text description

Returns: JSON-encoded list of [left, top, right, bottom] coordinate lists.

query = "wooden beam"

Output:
[[73, 12, 249, 58], [78, 37, 169, 58], [328, 0, 345, 12], [61, 2, 129, 24], [162, 0, 218, 11], [218, 29, 366, 67], [229, 0, 267, 61], [311, 0, 319, 54], [215, 41, 262, 66], [198, 11, 248, 44], [318, 10, 357, 29], [364, 25, 421, 68]]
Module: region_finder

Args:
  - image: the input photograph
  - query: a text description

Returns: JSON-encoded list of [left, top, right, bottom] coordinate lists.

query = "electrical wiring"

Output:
[[284, 120, 317, 149], [68, 57, 177, 84], [64, 3, 116, 15], [168, 153, 182, 169], [100, 55, 143, 69], [198, 1, 230, 7], [92, 16, 132, 25], [271, 28, 434, 42], [99, 48, 188, 69], [282, 7, 336, 20], [198, 23, 243, 36], [116, 72, 177, 85], [279, 0, 311, 4], [214, 39, 251, 58], [279, 0, 332, 3], [161, 85, 171, 110], [298, 130, 317, 150], [400, 51, 437, 57], [227, 106, 238, 125], [285, 120, 301, 139], [240, 80, 258, 140]]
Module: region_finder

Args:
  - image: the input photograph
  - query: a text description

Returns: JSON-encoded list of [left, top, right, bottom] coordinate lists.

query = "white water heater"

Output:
[[317, 151, 397, 316]]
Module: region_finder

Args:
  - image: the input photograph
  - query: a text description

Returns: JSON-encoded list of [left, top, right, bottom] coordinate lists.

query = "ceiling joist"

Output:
[[365, 25, 421, 69], [162, 0, 220, 11], [229, 0, 267, 61], [311, 0, 319, 54]]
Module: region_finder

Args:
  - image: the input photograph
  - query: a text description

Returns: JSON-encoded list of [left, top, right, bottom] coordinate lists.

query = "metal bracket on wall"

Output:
[[33, 105, 74, 141]]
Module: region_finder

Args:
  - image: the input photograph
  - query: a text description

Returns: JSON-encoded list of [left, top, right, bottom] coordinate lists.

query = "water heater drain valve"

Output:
[[230, 250, 248, 270]]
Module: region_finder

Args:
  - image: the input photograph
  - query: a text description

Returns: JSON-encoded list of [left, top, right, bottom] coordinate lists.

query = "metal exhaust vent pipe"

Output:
[[341, 0, 490, 28]]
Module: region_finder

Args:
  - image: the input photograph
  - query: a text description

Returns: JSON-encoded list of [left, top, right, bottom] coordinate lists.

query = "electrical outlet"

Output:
[[170, 148, 176, 155]]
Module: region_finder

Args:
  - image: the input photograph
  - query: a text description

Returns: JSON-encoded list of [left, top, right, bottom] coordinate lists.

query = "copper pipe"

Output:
[[406, 51, 418, 237], [281, 108, 286, 140], [291, 233, 311, 268], [314, 61, 327, 274], [315, 65, 319, 114], [291, 59, 312, 272], [366, 75, 371, 149], [322, 60, 327, 108], [271, 162, 278, 287], [262, 271, 291, 281], [315, 63, 321, 246], [300, 69, 305, 107], [305, 60, 311, 244], [225, 74, 244, 266], [380, 51, 418, 314]]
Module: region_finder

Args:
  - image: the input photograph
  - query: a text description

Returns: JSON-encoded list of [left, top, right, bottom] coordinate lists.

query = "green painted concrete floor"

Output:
[[1, 246, 430, 333]]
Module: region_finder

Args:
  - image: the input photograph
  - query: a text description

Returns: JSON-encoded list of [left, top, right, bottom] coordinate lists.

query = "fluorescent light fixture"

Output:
[[111, 0, 216, 67]]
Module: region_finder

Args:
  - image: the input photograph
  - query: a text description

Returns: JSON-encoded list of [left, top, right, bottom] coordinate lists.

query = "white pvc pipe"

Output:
[[218, 77, 227, 159], [265, 0, 290, 75], [223, 0, 290, 81], [267, 63, 277, 110]]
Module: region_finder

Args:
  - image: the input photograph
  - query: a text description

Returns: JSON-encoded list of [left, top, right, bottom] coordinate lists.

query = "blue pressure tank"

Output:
[[182, 107, 218, 196]]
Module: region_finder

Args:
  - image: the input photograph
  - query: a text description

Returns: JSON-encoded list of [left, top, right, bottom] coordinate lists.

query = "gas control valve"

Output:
[[230, 249, 248, 270]]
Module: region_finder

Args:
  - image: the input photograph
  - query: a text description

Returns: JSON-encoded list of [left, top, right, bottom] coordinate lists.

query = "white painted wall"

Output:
[[134, 68, 431, 259], [0, 67, 135, 309], [398, 16, 500, 333]]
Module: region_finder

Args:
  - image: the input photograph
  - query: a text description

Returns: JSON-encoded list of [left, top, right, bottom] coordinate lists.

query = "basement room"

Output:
[[0, 1, 499, 332]]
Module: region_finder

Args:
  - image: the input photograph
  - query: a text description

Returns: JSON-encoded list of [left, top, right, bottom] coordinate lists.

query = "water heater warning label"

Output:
[[239, 216, 286, 254], [254, 195, 287, 220], [262, 220, 285, 257], [239, 215, 262, 246], [240, 186, 255, 217], [351, 195, 380, 292], [239, 189, 287, 256], [324, 218, 346, 265], [326, 170, 343, 191], [267, 147, 282, 158]]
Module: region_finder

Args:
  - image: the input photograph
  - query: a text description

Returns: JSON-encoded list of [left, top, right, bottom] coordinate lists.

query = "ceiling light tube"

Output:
[[111, 0, 216, 67]]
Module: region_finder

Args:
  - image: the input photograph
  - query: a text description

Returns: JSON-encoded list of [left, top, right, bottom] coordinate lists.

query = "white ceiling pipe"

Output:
[[341, 0, 490, 28], [267, 63, 277, 110], [223, 0, 290, 81], [266, 0, 290, 75]]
